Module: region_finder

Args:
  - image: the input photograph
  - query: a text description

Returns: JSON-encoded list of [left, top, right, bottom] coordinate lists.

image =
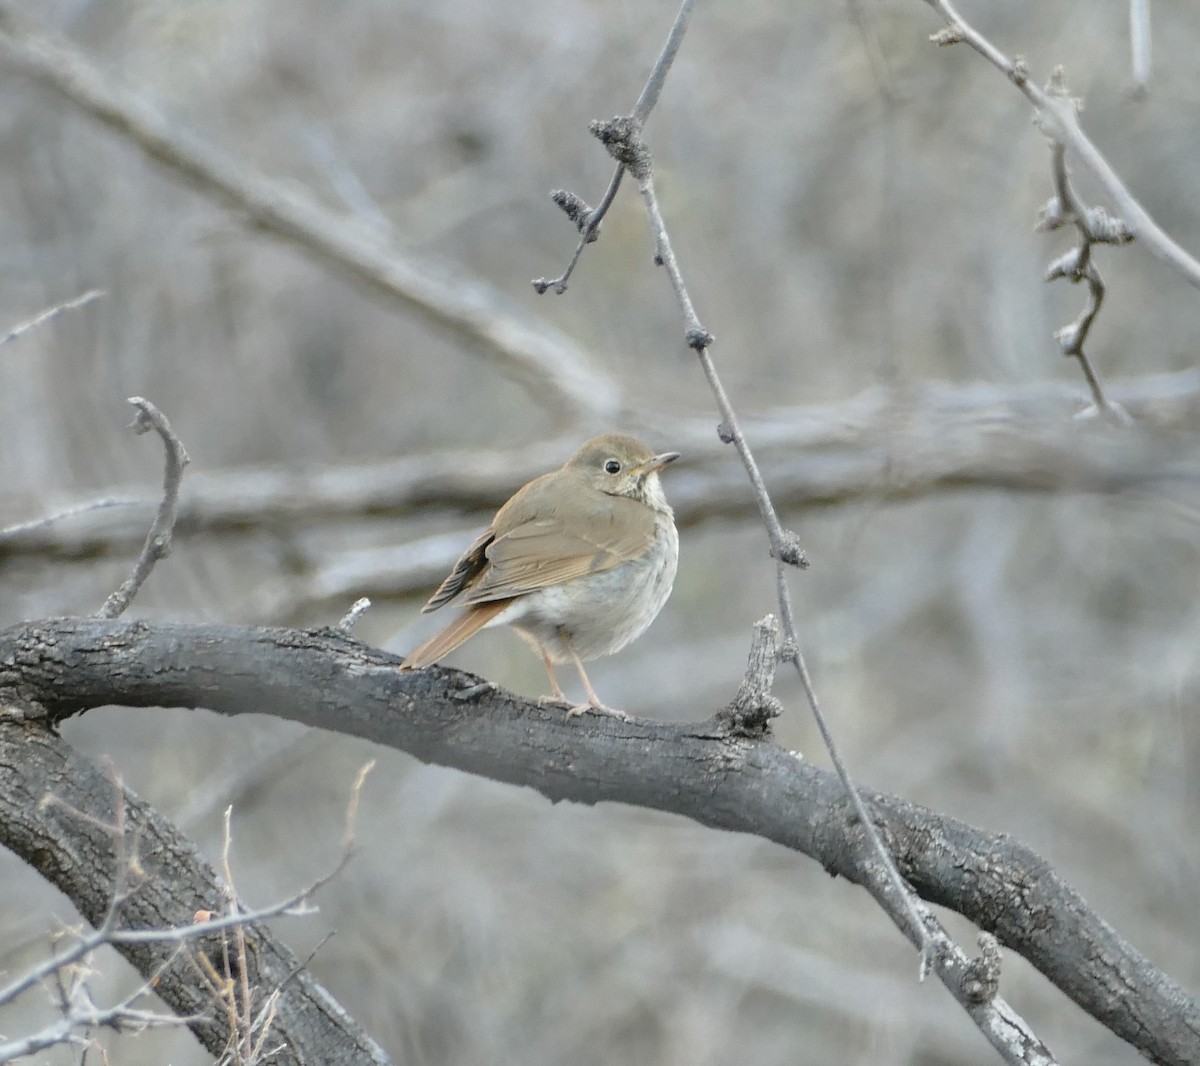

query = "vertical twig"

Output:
[[569, 0, 938, 967], [97, 398, 190, 618], [532, 0, 695, 295], [535, 8, 1067, 1061], [1036, 104, 1133, 424], [1129, 0, 1151, 92]]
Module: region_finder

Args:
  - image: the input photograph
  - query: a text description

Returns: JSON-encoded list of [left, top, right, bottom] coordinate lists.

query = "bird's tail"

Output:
[[400, 599, 513, 671]]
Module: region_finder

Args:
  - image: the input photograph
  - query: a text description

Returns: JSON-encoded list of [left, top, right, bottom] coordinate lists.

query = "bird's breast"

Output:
[[504, 512, 678, 662]]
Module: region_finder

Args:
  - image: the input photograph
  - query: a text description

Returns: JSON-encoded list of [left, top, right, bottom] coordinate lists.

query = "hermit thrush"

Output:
[[401, 433, 680, 718]]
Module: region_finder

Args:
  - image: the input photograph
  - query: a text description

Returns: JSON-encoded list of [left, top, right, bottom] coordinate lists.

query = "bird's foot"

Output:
[[565, 700, 631, 722]]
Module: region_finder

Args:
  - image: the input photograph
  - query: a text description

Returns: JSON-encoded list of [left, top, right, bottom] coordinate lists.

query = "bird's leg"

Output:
[[563, 641, 630, 722], [539, 649, 569, 702]]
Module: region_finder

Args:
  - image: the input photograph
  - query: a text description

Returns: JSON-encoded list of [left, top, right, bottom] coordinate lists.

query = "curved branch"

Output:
[[0, 712, 389, 1065], [97, 398, 189, 618], [1, 617, 1196, 1065]]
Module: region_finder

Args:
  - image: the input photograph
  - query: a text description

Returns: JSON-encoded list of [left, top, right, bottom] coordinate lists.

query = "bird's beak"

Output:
[[634, 451, 681, 475]]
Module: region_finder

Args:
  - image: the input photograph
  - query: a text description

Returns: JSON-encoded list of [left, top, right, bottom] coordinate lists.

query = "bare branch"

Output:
[[337, 597, 372, 632], [543, 34, 952, 1014], [715, 615, 783, 738], [1037, 127, 1133, 424], [531, 177, 620, 294], [0, 970, 196, 1063], [926, 0, 1200, 290], [0, 4, 617, 423], [6, 618, 1195, 1064], [630, 0, 693, 124], [0, 497, 139, 540], [0, 714, 385, 1065], [4, 380, 1198, 608], [532, 0, 693, 294], [0, 787, 351, 1016], [97, 398, 190, 619], [0, 288, 103, 349]]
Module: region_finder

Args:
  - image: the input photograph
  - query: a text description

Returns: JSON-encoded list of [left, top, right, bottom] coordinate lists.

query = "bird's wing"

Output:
[[420, 526, 495, 612], [460, 487, 655, 604]]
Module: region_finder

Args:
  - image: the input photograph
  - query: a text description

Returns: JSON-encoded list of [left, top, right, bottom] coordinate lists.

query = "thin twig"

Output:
[[0, 973, 196, 1062], [1, 774, 363, 1047], [542, 11, 1063, 1062], [217, 806, 254, 1058], [926, 0, 1200, 290], [628, 56, 936, 980], [605, 0, 924, 979], [630, 0, 694, 124], [3, 800, 359, 1063], [341, 759, 374, 852], [0, 289, 103, 349], [0, 819, 336, 1016], [97, 398, 189, 618], [1036, 128, 1133, 424], [532, 0, 693, 294], [337, 597, 372, 632], [0, 498, 140, 540], [533, 173, 624, 294]]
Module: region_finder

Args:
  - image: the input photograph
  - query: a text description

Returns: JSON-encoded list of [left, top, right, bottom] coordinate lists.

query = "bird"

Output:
[[400, 433, 680, 719]]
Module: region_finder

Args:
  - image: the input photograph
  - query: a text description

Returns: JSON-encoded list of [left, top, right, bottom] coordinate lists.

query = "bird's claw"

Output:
[[565, 701, 631, 722]]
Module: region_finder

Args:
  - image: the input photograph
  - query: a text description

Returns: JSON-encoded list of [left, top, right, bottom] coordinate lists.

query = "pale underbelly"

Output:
[[488, 526, 678, 662]]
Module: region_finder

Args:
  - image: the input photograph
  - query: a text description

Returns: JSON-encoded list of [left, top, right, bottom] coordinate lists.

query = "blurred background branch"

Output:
[[5, 372, 1198, 603], [0, 2, 620, 425]]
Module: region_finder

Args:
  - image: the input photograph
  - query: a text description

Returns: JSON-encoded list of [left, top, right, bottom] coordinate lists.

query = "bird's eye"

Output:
[[604, 459, 621, 474]]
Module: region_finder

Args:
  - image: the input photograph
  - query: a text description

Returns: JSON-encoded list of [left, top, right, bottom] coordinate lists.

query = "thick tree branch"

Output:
[[1, 617, 1196, 1065], [0, 710, 389, 1065]]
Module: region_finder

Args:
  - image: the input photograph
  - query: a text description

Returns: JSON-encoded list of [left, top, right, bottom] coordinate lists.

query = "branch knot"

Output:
[[549, 189, 601, 241], [962, 933, 1002, 1004], [588, 116, 652, 182], [929, 25, 963, 47], [714, 615, 783, 738], [771, 530, 809, 569]]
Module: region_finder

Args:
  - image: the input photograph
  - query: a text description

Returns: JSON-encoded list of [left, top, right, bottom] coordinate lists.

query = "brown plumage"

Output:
[[400, 598, 511, 669], [401, 433, 680, 716]]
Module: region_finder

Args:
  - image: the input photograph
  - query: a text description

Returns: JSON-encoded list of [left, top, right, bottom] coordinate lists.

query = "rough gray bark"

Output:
[[0, 713, 390, 1065], [1, 616, 1197, 1065]]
